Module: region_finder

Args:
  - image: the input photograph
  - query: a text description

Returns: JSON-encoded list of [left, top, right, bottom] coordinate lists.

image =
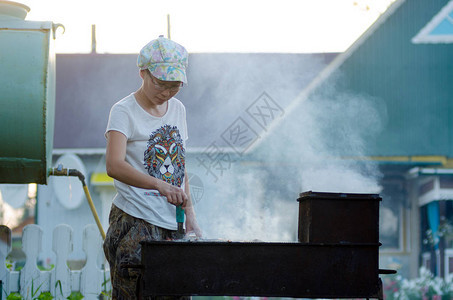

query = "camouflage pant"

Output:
[[103, 204, 188, 300]]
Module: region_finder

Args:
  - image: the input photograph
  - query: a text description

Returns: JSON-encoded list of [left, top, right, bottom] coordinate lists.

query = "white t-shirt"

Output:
[[105, 93, 188, 230]]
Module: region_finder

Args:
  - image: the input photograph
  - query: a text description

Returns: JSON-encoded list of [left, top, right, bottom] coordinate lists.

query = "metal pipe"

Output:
[[49, 165, 106, 240]]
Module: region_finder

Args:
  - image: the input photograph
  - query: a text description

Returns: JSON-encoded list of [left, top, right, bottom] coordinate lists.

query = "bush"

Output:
[[384, 267, 453, 300]]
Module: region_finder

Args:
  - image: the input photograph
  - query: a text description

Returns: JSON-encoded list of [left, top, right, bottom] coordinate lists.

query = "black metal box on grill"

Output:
[[298, 191, 381, 244]]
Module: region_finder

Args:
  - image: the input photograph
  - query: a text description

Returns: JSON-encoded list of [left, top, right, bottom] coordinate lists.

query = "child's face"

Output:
[[141, 70, 181, 105]]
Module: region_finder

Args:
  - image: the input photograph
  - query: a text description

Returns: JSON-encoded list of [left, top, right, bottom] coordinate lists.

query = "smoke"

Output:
[[194, 169, 298, 242], [189, 59, 387, 242], [294, 88, 387, 194]]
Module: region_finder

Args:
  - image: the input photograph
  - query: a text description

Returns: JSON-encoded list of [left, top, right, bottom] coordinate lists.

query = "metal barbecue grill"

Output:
[[138, 191, 395, 299]]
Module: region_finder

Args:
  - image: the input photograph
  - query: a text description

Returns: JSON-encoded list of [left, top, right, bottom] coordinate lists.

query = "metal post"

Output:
[[91, 24, 97, 54], [167, 14, 171, 40]]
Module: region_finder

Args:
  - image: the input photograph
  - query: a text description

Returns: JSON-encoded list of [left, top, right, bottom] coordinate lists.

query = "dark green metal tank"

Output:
[[0, 1, 61, 184]]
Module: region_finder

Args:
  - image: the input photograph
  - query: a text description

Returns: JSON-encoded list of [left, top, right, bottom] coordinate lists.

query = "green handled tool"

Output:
[[176, 205, 185, 239]]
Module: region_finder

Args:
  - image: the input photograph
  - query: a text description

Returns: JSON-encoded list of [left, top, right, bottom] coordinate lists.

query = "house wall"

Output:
[[408, 178, 422, 278], [335, 0, 453, 157], [378, 170, 422, 279]]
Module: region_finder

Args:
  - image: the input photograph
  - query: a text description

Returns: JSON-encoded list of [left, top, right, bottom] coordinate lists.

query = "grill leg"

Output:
[[378, 278, 383, 300], [136, 274, 143, 300]]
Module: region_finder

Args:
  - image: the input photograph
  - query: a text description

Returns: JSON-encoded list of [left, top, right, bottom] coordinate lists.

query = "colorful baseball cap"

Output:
[[137, 35, 188, 84]]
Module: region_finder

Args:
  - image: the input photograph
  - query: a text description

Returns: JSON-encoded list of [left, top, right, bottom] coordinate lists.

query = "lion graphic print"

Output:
[[144, 125, 185, 187]]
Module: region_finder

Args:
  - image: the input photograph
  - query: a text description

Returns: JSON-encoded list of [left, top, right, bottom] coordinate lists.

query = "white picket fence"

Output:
[[0, 224, 110, 300]]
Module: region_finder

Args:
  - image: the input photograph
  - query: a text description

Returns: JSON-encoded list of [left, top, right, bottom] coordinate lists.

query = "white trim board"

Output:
[[412, 0, 453, 44]]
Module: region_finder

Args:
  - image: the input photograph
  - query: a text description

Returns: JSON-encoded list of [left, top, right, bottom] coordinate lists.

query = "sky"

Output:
[[19, 0, 396, 54]]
